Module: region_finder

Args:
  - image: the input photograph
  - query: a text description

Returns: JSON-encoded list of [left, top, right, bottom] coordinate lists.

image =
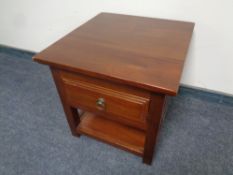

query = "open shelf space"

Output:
[[77, 112, 146, 156]]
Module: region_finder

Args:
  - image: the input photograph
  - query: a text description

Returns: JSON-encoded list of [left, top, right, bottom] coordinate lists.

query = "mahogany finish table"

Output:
[[33, 13, 194, 165]]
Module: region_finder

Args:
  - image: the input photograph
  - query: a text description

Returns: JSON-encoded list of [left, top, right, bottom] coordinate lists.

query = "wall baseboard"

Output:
[[0, 44, 232, 106], [0, 44, 36, 54], [180, 83, 233, 98]]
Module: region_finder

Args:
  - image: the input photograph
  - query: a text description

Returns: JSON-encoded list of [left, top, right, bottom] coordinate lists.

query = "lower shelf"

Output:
[[76, 112, 146, 156]]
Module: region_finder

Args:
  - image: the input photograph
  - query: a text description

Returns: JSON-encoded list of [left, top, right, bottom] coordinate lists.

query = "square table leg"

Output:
[[143, 93, 166, 164], [50, 67, 80, 137]]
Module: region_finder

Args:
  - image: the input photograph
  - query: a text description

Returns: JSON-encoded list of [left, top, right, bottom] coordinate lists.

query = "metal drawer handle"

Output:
[[96, 98, 105, 110]]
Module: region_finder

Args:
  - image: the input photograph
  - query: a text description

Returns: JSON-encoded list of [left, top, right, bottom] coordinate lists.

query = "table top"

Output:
[[33, 13, 194, 95]]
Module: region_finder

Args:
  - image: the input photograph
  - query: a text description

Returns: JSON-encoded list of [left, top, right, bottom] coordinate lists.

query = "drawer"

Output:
[[59, 71, 150, 130]]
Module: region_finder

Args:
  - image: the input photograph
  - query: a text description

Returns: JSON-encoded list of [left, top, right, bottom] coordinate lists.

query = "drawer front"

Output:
[[60, 71, 150, 129]]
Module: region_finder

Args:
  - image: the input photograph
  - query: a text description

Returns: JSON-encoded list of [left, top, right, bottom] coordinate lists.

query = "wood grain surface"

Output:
[[33, 13, 194, 95], [77, 112, 146, 156]]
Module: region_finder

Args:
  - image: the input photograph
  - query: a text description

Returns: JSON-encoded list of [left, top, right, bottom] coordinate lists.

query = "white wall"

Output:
[[0, 0, 233, 95]]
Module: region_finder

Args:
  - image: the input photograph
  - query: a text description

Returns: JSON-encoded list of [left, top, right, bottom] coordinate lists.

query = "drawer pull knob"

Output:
[[96, 98, 105, 110]]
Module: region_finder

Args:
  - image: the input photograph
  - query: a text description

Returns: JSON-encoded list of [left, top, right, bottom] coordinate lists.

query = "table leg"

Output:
[[50, 67, 80, 137], [143, 93, 166, 164]]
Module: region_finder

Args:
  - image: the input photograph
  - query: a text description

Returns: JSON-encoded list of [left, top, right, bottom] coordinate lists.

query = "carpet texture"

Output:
[[0, 51, 232, 175]]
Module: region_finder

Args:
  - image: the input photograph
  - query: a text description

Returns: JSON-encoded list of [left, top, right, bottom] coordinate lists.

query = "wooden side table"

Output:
[[33, 13, 194, 165]]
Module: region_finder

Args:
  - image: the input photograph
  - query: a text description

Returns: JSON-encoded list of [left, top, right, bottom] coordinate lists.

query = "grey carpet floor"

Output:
[[0, 52, 232, 175]]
